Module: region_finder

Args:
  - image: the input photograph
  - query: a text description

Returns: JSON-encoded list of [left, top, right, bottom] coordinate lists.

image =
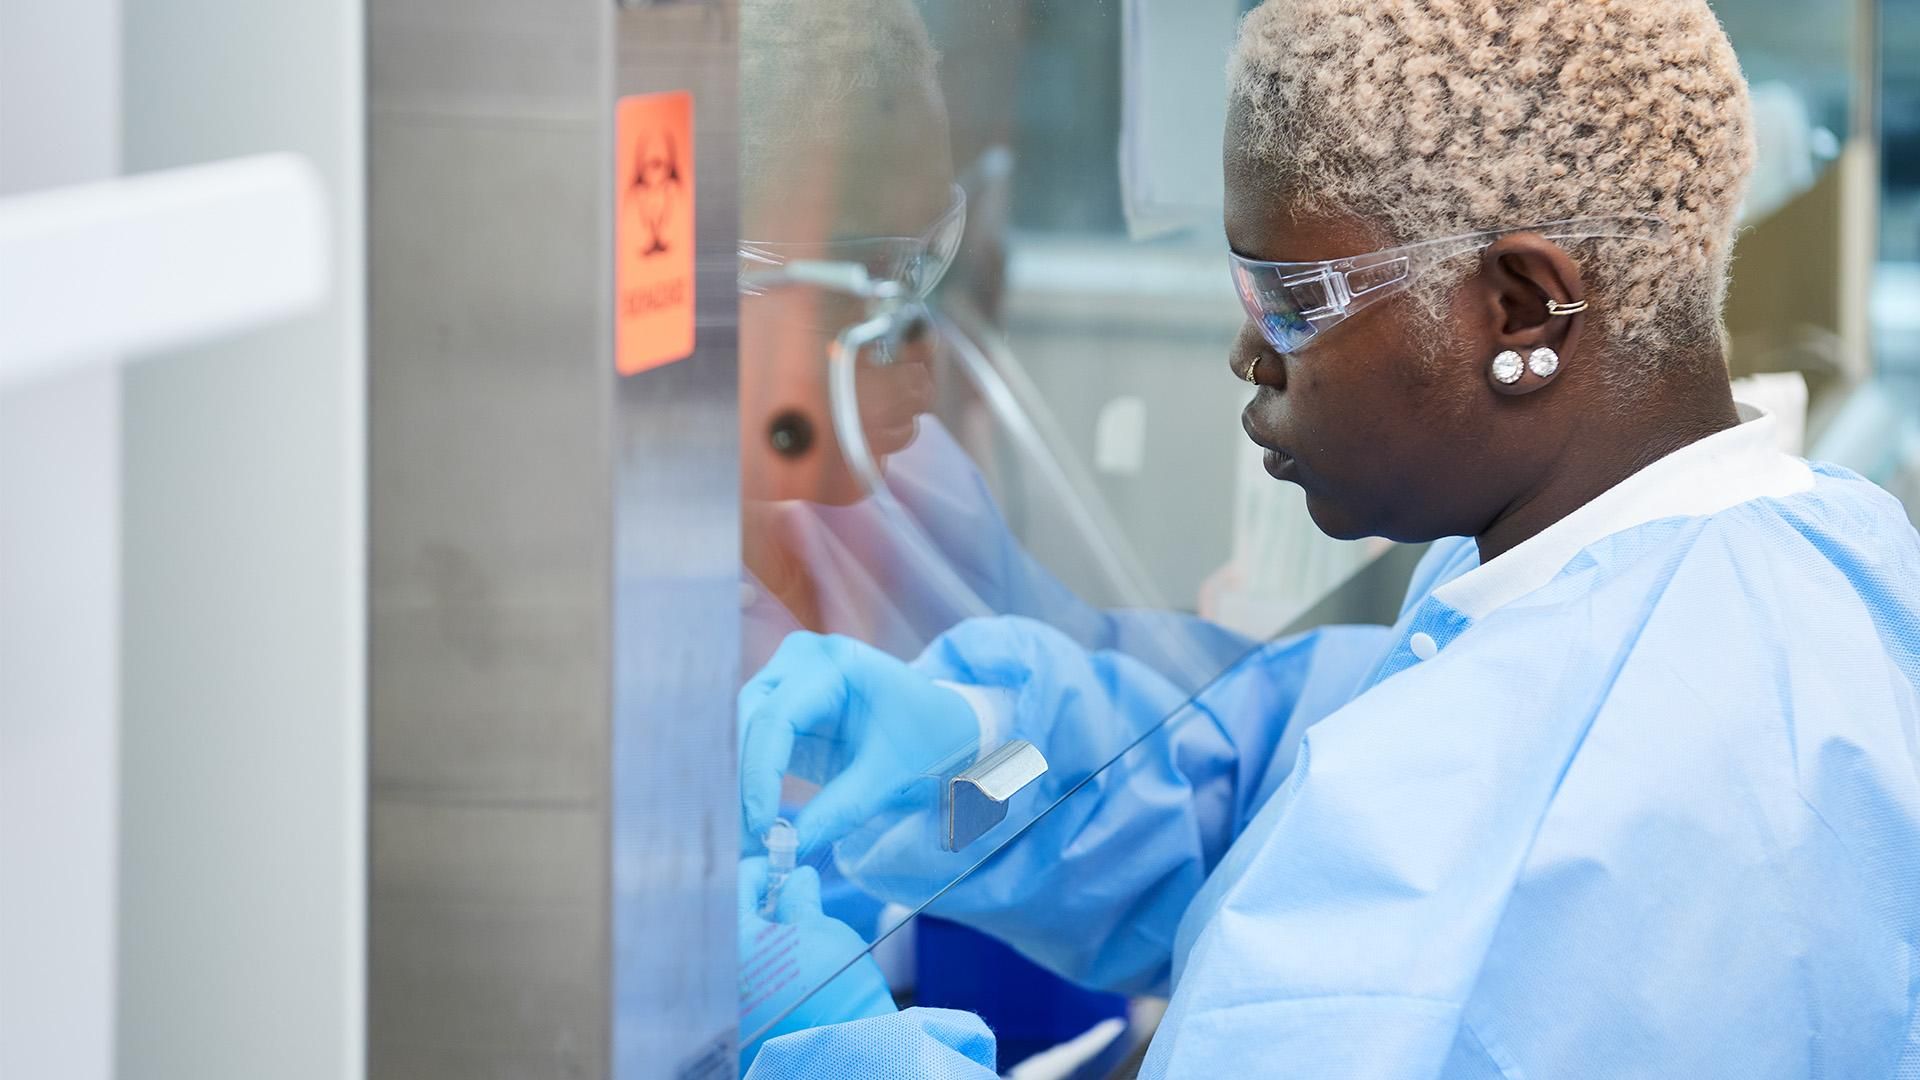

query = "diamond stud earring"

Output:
[[1528, 347, 1560, 378], [1490, 349, 1524, 385]]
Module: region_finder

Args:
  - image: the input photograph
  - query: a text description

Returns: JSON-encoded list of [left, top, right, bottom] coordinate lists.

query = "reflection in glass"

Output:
[[730, 0, 1271, 1064]]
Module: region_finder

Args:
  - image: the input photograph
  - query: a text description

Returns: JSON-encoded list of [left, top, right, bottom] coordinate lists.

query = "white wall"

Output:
[[0, 374, 121, 1080], [115, 1, 366, 1077], [0, 3, 122, 1078]]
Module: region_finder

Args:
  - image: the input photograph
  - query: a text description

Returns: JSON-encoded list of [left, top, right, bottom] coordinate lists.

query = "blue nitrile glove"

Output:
[[737, 856, 896, 1072], [739, 631, 978, 857]]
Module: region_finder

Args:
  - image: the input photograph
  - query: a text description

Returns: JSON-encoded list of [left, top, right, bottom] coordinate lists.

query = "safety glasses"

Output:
[[1228, 215, 1672, 355], [738, 183, 967, 304]]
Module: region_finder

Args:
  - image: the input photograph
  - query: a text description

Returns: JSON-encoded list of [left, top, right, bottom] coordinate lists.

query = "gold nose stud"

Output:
[[1243, 356, 1260, 384]]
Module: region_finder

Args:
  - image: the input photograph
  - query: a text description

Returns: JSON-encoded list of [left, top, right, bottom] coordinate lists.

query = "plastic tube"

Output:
[[759, 818, 798, 918]]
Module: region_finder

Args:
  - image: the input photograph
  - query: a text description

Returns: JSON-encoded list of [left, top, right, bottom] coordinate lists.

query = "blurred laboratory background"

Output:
[[1, 0, 1915, 1078]]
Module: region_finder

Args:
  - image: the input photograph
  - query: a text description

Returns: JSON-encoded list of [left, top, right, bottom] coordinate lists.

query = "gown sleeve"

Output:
[[744, 1008, 1000, 1080], [834, 613, 1392, 995]]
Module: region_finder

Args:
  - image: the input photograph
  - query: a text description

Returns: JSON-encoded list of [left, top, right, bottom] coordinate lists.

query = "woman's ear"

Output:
[[1477, 233, 1587, 397]]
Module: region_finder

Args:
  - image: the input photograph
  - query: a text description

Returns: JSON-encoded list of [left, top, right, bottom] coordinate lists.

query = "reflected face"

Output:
[[742, 284, 938, 506], [740, 133, 953, 506], [1223, 103, 1505, 542]]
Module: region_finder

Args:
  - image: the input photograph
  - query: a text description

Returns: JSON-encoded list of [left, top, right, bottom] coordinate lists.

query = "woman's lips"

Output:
[[1241, 401, 1285, 455], [1242, 402, 1300, 481]]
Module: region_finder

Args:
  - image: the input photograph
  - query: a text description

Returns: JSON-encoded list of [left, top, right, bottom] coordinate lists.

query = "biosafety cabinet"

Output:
[[0, 0, 1890, 1078]]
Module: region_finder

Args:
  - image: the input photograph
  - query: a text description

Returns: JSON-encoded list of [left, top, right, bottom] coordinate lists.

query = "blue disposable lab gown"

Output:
[[747, 459, 1920, 1078]]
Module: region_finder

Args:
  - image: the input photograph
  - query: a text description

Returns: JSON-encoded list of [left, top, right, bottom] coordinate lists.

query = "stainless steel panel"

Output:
[[368, 2, 616, 1077], [370, 0, 607, 122], [369, 114, 611, 809], [370, 802, 604, 1078], [611, 4, 740, 1075], [371, 0, 739, 1073]]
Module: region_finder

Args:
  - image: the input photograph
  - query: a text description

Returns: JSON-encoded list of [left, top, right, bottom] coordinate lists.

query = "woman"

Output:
[[739, 0, 1920, 1075]]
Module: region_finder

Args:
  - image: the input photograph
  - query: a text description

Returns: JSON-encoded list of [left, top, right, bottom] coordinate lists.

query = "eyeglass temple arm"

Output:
[[738, 258, 905, 301], [1338, 216, 1669, 306]]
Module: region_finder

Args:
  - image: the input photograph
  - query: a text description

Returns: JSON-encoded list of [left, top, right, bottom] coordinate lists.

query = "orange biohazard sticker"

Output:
[[615, 91, 695, 375]]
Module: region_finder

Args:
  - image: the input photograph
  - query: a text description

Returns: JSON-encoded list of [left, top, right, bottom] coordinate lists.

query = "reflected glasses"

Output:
[[738, 183, 967, 304]]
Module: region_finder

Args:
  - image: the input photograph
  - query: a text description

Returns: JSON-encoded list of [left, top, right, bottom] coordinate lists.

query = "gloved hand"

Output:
[[739, 631, 979, 857], [737, 856, 896, 1071]]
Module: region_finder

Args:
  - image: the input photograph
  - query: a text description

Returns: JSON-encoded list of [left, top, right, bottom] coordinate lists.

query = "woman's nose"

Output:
[[1228, 322, 1280, 388]]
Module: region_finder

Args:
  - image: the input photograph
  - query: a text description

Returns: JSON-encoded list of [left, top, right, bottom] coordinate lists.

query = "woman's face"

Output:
[[1223, 106, 1542, 543]]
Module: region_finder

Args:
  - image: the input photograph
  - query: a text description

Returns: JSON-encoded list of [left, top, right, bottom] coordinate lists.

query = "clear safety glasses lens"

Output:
[[1230, 257, 1322, 355]]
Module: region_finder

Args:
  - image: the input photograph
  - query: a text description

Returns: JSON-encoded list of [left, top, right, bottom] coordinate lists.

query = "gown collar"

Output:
[[1433, 405, 1815, 620]]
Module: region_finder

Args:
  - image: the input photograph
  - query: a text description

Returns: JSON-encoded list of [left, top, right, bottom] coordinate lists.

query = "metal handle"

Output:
[[944, 740, 1048, 851]]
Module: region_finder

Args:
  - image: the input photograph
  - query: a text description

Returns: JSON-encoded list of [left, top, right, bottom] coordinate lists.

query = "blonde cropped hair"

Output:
[[1229, 0, 1755, 383]]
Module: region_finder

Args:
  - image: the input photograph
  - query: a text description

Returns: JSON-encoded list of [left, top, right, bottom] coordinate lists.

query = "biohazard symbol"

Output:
[[629, 130, 681, 258]]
